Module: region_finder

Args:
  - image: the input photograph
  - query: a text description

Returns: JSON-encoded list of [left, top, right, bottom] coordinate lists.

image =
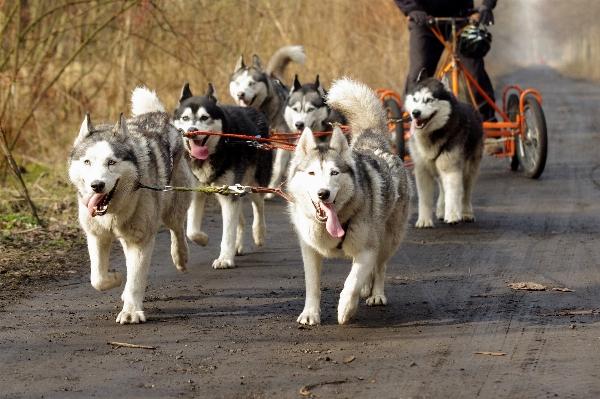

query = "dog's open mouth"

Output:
[[238, 97, 255, 107], [311, 199, 345, 238], [82, 180, 118, 217], [413, 111, 437, 129], [188, 136, 210, 160]]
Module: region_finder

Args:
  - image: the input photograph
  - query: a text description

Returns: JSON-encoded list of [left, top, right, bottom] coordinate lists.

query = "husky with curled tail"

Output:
[[68, 87, 194, 324], [286, 77, 412, 325]]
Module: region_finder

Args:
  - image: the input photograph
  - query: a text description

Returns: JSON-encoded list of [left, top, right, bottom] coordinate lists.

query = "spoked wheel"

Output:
[[516, 96, 548, 179], [506, 94, 520, 171], [383, 98, 405, 160]]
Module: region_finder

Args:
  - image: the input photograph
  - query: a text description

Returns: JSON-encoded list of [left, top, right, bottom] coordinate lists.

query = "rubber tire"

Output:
[[383, 98, 405, 160], [515, 96, 548, 179], [506, 94, 520, 171]]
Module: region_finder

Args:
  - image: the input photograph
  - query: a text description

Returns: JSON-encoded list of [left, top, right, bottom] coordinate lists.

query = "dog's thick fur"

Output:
[[403, 74, 484, 228], [229, 45, 306, 197], [68, 88, 193, 324], [284, 74, 347, 142], [286, 77, 412, 325], [173, 83, 272, 269]]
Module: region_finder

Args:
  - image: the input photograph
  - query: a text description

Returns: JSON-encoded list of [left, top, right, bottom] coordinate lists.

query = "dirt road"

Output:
[[1, 66, 600, 398]]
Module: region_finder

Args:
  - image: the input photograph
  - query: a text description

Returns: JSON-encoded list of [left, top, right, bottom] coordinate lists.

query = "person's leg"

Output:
[[461, 56, 496, 121], [404, 21, 446, 95]]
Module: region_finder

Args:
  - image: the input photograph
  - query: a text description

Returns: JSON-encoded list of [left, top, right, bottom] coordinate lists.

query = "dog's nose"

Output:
[[317, 189, 330, 200], [91, 180, 105, 193], [412, 109, 421, 118], [187, 127, 198, 132], [237, 92, 245, 99], [295, 122, 305, 130]]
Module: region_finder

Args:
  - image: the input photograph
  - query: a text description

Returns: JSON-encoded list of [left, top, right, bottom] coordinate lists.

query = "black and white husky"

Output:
[[403, 73, 484, 227], [284, 75, 347, 141], [229, 45, 306, 196], [286, 77, 412, 325], [173, 83, 272, 269], [68, 88, 194, 324]]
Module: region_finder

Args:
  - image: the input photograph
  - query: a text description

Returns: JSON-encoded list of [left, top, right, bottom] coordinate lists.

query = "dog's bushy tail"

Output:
[[131, 87, 167, 116], [326, 77, 388, 141], [266, 45, 306, 81]]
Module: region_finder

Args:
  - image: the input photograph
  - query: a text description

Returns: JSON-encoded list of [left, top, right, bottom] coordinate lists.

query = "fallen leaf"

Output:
[[508, 282, 546, 291], [344, 356, 355, 363]]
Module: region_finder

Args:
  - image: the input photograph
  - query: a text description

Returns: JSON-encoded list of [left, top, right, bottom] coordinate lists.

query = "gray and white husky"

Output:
[[173, 83, 272, 269], [229, 45, 306, 196], [286, 77, 412, 325], [403, 72, 484, 228], [284, 75, 347, 141], [68, 87, 194, 324]]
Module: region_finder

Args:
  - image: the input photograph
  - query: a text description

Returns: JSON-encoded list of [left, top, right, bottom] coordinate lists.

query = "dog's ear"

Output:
[[234, 55, 245, 72], [75, 113, 94, 144], [315, 75, 327, 97], [179, 83, 193, 104], [112, 113, 129, 138], [205, 83, 218, 103], [440, 75, 451, 92], [252, 54, 264, 71], [328, 124, 349, 155], [295, 127, 318, 156], [293, 75, 302, 91], [416, 68, 428, 83]]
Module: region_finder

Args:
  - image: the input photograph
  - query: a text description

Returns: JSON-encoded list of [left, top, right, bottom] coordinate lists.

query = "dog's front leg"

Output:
[[338, 251, 377, 324], [266, 149, 291, 200], [249, 192, 266, 247], [212, 196, 241, 269], [116, 238, 155, 324], [187, 190, 209, 246], [414, 166, 435, 228], [297, 241, 323, 325], [88, 233, 122, 292], [440, 170, 463, 224]]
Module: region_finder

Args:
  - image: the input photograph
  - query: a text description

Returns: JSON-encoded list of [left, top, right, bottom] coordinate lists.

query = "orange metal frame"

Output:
[[377, 17, 544, 159]]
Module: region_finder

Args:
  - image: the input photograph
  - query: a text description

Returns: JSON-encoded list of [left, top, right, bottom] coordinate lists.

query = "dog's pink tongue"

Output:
[[408, 119, 417, 138], [81, 193, 104, 217], [320, 202, 345, 238], [189, 139, 209, 160]]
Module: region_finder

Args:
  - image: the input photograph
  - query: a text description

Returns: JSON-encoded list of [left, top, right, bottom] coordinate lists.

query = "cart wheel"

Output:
[[516, 96, 547, 179], [506, 94, 520, 171], [383, 98, 405, 160]]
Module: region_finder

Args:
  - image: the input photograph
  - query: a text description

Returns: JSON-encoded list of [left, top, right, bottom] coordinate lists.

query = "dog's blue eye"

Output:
[[84, 160, 90, 165], [331, 171, 339, 176], [248, 82, 254, 86], [307, 108, 314, 113], [425, 98, 434, 103], [108, 160, 116, 166]]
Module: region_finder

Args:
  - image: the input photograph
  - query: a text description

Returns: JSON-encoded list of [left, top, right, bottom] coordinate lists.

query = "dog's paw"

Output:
[[462, 213, 475, 222], [415, 218, 435, 228], [297, 309, 321, 326], [338, 293, 359, 325], [91, 269, 123, 292], [116, 310, 146, 324], [366, 295, 387, 306], [360, 284, 372, 298], [188, 231, 209, 246], [235, 247, 244, 256], [444, 216, 461, 225], [212, 259, 235, 269]]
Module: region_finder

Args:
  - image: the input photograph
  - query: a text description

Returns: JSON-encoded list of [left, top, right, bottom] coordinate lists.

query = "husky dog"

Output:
[[173, 83, 272, 269], [284, 75, 347, 142], [229, 45, 306, 196], [403, 72, 484, 228], [286, 77, 412, 325], [68, 88, 193, 324]]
